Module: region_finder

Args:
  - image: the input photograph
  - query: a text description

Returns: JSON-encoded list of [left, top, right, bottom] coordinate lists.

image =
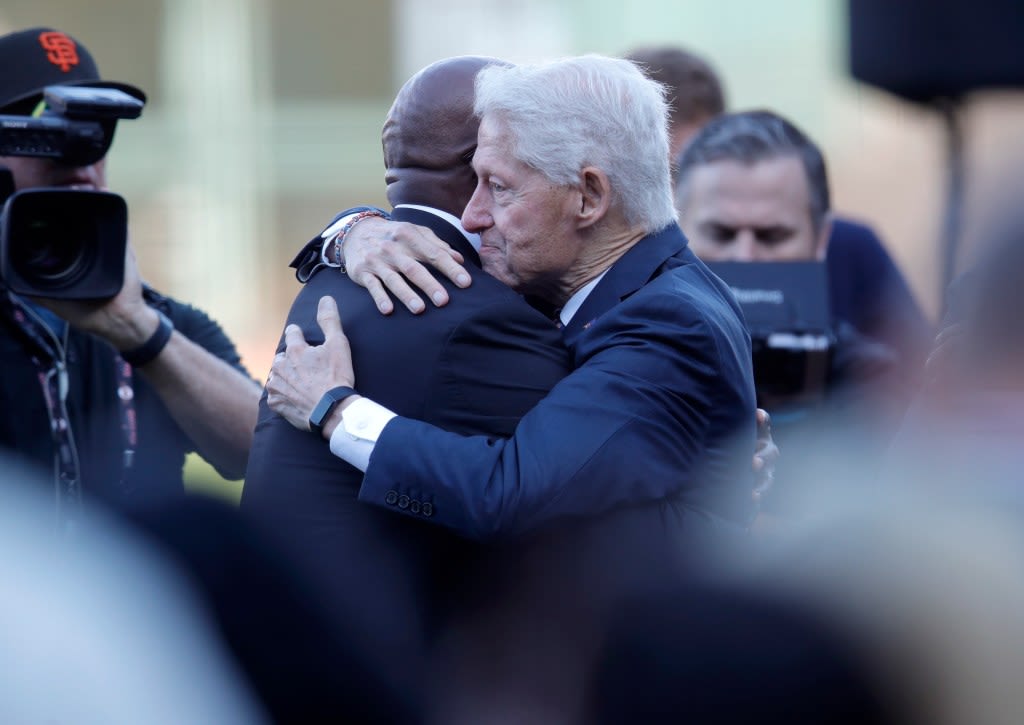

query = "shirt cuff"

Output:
[[319, 212, 363, 266], [328, 397, 397, 471]]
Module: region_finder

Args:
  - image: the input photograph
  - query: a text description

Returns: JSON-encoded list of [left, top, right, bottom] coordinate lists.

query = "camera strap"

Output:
[[112, 354, 138, 488], [2, 293, 81, 531], [2, 293, 139, 518]]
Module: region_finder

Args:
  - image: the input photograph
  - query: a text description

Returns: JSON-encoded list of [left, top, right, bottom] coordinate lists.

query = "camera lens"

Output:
[[9, 219, 89, 286]]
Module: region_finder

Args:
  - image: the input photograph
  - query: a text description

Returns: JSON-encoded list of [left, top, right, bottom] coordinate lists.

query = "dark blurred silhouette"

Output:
[[0, 457, 265, 723], [591, 580, 898, 724], [891, 186, 1024, 496], [125, 496, 418, 723]]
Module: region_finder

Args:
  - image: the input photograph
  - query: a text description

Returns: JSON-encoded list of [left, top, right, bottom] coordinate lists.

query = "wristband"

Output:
[[121, 309, 173, 367], [331, 210, 389, 273], [309, 385, 358, 437]]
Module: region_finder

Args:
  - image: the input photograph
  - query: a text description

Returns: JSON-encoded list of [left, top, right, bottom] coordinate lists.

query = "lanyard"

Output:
[[4, 294, 139, 526]]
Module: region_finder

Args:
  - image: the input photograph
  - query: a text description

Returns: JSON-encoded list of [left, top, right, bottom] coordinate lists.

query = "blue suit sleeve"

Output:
[[358, 290, 755, 539]]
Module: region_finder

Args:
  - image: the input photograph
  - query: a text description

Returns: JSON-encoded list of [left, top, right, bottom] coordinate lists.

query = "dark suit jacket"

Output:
[[358, 223, 757, 539], [241, 206, 570, 692]]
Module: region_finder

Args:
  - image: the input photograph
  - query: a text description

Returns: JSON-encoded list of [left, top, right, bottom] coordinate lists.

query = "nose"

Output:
[[461, 184, 491, 233], [731, 231, 759, 262]]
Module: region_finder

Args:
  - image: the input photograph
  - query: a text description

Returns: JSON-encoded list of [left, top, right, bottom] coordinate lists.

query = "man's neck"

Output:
[[555, 223, 648, 305]]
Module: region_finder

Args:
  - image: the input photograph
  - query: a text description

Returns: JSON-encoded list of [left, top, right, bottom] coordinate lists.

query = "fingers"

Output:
[[393, 256, 450, 310], [357, 272, 395, 315], [316, 296, 343, 339], [419, 237, 471, 289], [344, 220, 472, 315], [317, 295, 354, 371], [265, 352, 286, 399], [378, 266, 428, 314], [283, 323, 306, 351], [752, 407, 778, 505]]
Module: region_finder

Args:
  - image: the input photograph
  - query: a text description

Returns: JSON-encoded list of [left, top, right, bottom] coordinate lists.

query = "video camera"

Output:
[[0, 85, 143, 299], [707, 261, 837, 408]]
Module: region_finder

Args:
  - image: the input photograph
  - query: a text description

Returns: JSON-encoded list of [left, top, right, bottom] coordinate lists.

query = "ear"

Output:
[[814, 212, 833, 261], [577, 166, 612, 230]]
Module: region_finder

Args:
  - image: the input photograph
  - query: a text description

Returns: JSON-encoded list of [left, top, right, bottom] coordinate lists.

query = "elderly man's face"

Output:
[[462, 115, 582, 296], [677, 155, 826, 262]]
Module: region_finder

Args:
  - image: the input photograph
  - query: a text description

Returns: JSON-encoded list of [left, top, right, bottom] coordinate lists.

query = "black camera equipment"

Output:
[[0, 85, 142, 299], [708, 261, 836, 407], [0, 182, 127, 299], [0, 85, 142, 167]]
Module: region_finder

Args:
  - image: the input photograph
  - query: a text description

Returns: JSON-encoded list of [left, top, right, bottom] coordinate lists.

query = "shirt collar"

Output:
[[393, 204, 481, 253], [559, 270, 609, 327]]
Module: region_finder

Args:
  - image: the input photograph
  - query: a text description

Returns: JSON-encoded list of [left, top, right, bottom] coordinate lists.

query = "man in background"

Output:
[[0, 28, 260, 522], [674, 109, 902, 515], [625, 44, 933, 373], [624, 45, 726, 163]]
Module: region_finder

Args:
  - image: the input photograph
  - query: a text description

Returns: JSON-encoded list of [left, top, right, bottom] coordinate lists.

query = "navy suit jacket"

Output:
[[359, 223, 757, 539], [241, 207, 570, 676]]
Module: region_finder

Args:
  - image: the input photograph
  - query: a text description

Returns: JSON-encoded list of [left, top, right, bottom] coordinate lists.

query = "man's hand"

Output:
[[267, 296, 356, 431], [33, 242, 160, 350], [752, 408, 779, 505], [341, 216, 471, 315]]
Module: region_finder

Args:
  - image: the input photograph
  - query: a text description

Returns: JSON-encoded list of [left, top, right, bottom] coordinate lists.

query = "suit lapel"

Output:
[[562, 224, 690, 347]]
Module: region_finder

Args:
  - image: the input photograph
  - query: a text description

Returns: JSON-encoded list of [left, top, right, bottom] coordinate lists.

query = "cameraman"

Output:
[[0, 28, 260, 517], [674, 110, 903, 516]]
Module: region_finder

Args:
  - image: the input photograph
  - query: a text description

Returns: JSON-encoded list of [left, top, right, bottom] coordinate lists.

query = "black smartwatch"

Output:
[[308, 386, 357, 437]]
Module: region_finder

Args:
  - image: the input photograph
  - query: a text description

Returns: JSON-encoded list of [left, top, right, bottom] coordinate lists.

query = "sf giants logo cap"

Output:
[[0, 26, 145, 111], [38, 30, 81, 73]]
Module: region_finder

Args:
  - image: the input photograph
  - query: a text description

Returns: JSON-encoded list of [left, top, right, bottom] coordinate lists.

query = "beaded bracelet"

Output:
[[332, 210, 388, 273]]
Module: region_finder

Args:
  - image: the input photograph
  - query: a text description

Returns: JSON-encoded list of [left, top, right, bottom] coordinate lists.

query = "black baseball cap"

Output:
[[0, 27, 146, 114]]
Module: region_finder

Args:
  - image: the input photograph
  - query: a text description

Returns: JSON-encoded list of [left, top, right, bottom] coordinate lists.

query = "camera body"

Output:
[[0, 85, 142, 299], [0, 186, 127, 299], [708, 261, 837, 408]]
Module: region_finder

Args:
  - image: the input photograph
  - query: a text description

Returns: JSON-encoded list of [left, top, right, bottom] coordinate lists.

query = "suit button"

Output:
[[422, 502, 433, 518], [385, 490, 398, 506], [410, 500, 421, 514], [398, 495, 410, 509]]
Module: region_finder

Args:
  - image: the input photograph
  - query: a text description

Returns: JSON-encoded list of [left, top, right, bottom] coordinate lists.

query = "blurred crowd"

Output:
[[3, 14, 1024, 725]]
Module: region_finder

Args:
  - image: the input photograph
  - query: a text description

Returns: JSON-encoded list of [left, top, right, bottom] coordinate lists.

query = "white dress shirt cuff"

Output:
[[328, 397, 397, 472]]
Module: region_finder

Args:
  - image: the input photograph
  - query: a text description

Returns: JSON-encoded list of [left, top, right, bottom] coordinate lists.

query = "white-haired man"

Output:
[[268, 54, 756, 543]]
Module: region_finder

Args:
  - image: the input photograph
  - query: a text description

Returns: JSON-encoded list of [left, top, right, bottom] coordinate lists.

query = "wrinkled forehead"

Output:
[[477, 114, 511, 147], [684, 156, 814, 223], [471, 115, 516, 165]]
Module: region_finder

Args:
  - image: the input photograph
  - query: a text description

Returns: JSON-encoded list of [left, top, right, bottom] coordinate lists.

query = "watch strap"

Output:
[[309, 385, 358, 436], [121, 309, 173, 367]]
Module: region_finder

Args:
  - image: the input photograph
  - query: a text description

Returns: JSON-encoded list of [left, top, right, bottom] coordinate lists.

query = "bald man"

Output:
[[240, 56, 570, 692]]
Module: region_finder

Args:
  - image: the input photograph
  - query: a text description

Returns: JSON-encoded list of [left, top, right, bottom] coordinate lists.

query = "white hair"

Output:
[[473, 54, 677, 232]]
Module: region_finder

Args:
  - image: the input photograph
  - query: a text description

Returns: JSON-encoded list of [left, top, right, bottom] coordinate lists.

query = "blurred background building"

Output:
[[3, 0, 1022, 492]]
